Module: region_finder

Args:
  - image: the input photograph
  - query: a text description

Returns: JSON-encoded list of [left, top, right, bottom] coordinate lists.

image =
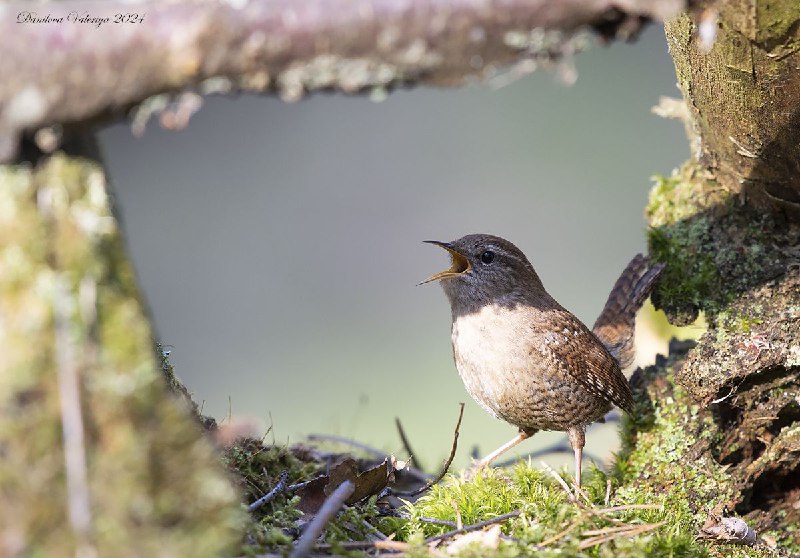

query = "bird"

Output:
[[420, 233, 664, 488]]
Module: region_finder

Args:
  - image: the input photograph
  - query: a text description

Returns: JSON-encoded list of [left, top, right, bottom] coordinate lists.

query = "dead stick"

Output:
[[578, 521, 666, 549], [539, 520, 580, 547], [597, 504, 663, 513], [313, 539, 447, 558], [248, 470, 289, 512], [390, 511, 458, 528], [396, 417, 425, 473], [393, 403, 464, 497], [540, 460, 575, 501], [307, 434, 387, 459], [423, 509, 521, 544], [53, 275, 93, 552], [290, 480, 355, 558], [576, 500, 627, 526]]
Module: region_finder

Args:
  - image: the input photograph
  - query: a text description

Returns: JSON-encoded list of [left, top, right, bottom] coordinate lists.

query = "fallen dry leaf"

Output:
[[297, 456, 401, 515]]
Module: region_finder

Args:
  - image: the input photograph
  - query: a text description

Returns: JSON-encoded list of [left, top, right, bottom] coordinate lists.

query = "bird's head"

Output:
[[420, 234, 545, 312]]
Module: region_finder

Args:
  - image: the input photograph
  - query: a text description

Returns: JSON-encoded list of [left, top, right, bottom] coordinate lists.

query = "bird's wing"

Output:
[[535, 308, 635, 414]]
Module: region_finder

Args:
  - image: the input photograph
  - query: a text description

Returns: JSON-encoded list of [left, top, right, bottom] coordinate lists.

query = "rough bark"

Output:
[[0, 0, 685, 162], [665, 2, 800, 216], [638, 0, 800, 549], [0, 138, 243, 557]]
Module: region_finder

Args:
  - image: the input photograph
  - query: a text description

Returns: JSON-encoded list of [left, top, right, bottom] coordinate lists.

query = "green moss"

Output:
[[715, 309, 764, 334], [755, 0, 800, 45], [0, 154, 243, 557], [645, 163, 784, 324], [400, 463, 714, 556], [224, 440, 321, 504]]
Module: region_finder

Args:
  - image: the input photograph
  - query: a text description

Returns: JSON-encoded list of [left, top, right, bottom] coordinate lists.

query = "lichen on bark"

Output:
[[638, 2, 800, 549], [0, 154, 244, 557]]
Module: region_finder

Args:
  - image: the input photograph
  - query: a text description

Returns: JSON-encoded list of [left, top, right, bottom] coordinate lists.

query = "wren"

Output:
[[421, 234, 664, 488]]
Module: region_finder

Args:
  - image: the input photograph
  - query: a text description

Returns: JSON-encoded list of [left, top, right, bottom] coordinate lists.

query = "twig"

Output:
[[576, 500, 627, 526], [583, 523, 654, 536], [540, 460, 575, 501], [423, 509, 521, 544], [596, 504, 663, 513], [53, 275, 93, 548], [392, 403, 464, 497], [312, 537, 447, 557], [290, 480, 355, 558], [307, 434, 387, 459], [248, 470, 289, 512], [572, 482, 593, 505], [395, 417, 425, 473], [578, 521, 666, 549], [452, 500, 463, 530], [361, 519, 388, 542], [539, 520, 581, 547], [605, 479, 611, 506], [388, 511, 458, 528]]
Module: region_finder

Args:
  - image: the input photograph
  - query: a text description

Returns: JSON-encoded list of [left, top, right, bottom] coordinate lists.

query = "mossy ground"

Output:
[[227, 346, 788, 556]]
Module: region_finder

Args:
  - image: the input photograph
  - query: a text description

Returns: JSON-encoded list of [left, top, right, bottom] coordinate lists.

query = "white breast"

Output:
[[451, 304, 529, 418]]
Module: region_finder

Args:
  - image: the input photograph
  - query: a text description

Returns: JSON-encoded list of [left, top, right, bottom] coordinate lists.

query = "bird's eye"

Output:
[[480, 250, 495, 264]]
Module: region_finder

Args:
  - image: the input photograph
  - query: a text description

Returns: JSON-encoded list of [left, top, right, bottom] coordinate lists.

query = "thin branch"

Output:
[[53, 274, 93, 549], [572, 482, 593, 505], [386, 510, 458, 528], [286, 476, 327, 493], [248, 470, 289, 512], [392, 403, 464, 497], [290, 480, 355, 558], [423, 509, 521, 545], [0, 0, 684, 161], [596, 504, 664, 513], [311, 538, 447, 557], [540, 460, 575, 501], [539, 520, 581, 547], [576, 500, 628, 526], [395, 417, 425, 473], [451, 500, 463, 530], [578, 521, 666, 549], [307, 434, 387, 459]]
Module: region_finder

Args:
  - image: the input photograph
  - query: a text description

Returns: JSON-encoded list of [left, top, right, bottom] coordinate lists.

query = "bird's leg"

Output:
[[568, 426, 586, 489], [469, 428, 536, 477]]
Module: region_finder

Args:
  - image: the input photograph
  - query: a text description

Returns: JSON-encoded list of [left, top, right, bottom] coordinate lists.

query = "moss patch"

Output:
[[0, 154, 243, 557], [645, 162, 790, 324]]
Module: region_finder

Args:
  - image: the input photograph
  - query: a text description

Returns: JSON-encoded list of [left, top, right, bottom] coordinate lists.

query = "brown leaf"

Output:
[[297, 456, 400, 515], [296, 476, 328, 516]]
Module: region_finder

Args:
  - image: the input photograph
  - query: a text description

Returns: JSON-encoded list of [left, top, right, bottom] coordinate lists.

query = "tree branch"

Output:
[[0, 0, 684, 161]]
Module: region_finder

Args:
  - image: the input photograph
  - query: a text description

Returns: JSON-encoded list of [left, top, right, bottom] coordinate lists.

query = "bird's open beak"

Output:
[[418, 241, 471, 285]]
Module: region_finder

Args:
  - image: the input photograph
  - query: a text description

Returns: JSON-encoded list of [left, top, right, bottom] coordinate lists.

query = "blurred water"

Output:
[[100, 25, 686, 469]]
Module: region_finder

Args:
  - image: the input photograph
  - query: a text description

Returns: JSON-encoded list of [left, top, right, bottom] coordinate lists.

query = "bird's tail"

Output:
[[592, 254, 665, 369]]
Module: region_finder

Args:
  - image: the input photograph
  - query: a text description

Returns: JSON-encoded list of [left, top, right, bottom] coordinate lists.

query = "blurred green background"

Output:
[[99, 25, 688, 470]]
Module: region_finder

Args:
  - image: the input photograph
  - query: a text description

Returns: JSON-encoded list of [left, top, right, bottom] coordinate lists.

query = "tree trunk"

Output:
[[0, 136, 243, 557], [633, 0, 800, 546]]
